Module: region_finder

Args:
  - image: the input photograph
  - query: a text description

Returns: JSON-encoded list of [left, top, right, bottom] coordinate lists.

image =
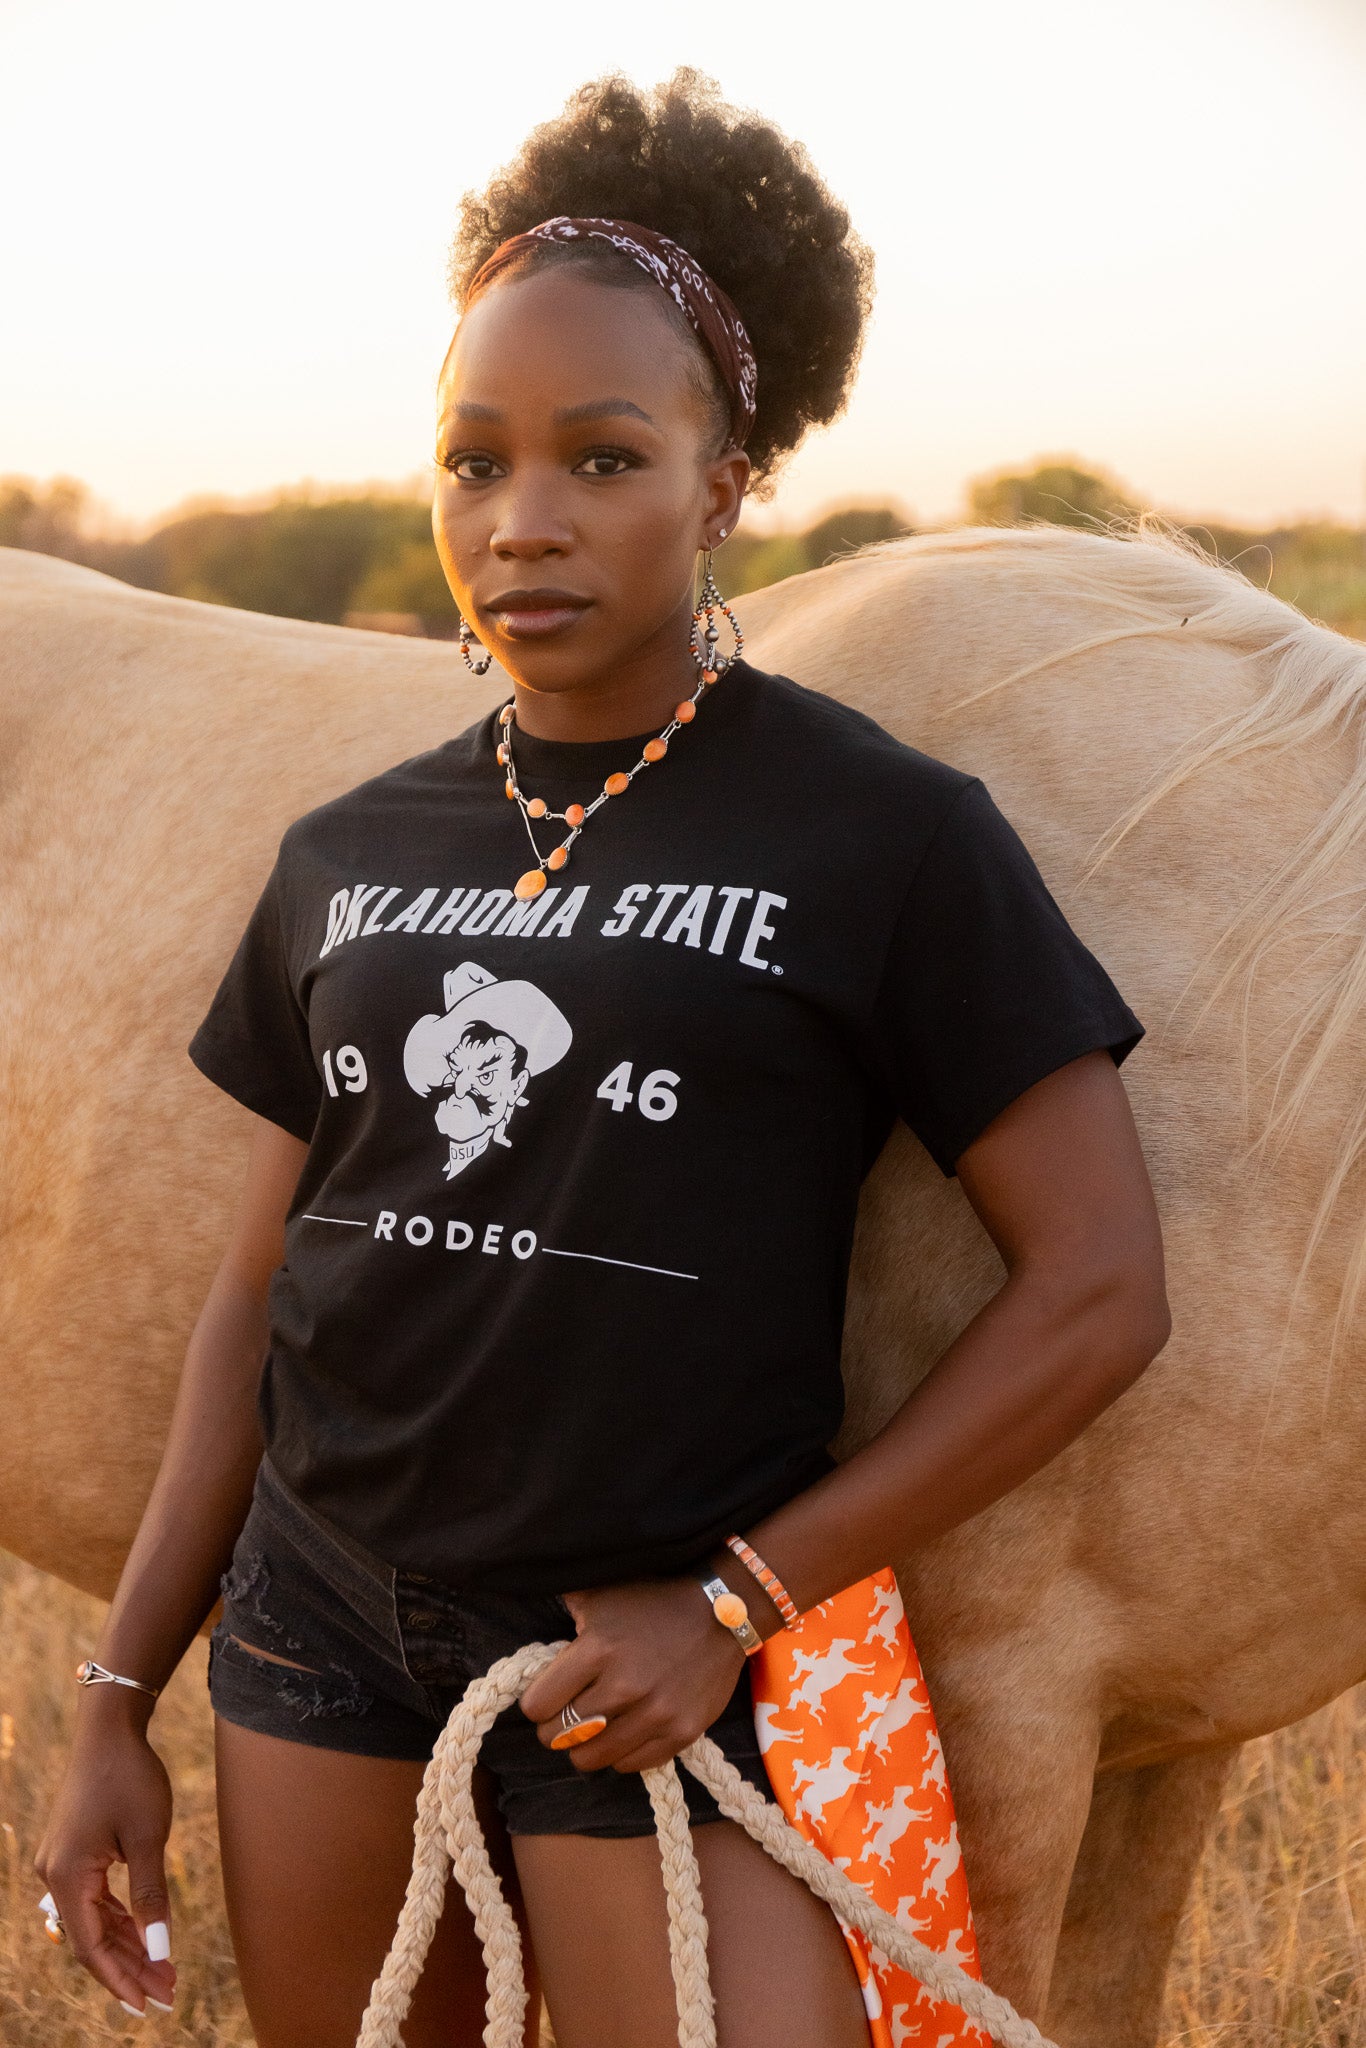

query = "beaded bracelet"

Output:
[[725, 1535, 801, 1631]]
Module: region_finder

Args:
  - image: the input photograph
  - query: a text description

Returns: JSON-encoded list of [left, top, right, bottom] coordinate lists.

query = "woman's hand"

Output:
[[520, 1576, 749, 1774], [33, 1704, 178, 2018]]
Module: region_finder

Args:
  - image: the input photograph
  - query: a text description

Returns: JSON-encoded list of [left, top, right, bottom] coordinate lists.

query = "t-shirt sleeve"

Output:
[[187, 852, 322, 1143], [866, 776, 1145, 1177]]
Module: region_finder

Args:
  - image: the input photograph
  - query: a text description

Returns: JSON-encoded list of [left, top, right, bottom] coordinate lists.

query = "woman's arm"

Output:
[[521, 1050, 1169, 1769], [77, 1117, 307, 1692], [738, 1046, 1169, 1608], [34, 1115, 307, 2015]]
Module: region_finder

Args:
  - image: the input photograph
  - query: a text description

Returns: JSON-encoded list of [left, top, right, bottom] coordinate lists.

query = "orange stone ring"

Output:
[[37, 1892, 66, 1944], [550, 1701, 609, 1751]]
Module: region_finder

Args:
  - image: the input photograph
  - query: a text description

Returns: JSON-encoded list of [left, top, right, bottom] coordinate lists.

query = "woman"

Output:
[[35, 71, 1168, 2048]]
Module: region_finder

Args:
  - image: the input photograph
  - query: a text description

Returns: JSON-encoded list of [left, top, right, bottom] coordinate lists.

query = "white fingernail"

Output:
[[144, 1921, 171, 1962], [146, 1997, 174, 2013], [119, 2000, 146, 2017]]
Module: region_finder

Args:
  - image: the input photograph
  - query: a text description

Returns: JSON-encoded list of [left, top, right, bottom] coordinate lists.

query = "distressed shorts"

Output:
[[206, 1453, 773, 1837]]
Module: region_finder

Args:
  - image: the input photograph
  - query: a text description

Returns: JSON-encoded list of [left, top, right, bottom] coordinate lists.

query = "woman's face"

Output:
[[432, 266, 748, 702]]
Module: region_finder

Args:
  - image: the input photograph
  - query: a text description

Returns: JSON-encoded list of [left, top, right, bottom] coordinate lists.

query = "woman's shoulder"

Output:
[[272, 723, 484, 862], [738, 661, 979, 813]]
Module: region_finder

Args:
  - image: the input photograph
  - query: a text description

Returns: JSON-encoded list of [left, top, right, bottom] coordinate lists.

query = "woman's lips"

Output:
[[489, 603, 591, 638]]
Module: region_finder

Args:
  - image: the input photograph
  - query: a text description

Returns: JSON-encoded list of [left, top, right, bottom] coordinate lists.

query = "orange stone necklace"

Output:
[[497, 552, 742, 902]]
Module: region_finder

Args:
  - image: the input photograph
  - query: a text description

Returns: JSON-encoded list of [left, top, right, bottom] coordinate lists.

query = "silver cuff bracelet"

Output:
[[75, 1658, 160, 1698]]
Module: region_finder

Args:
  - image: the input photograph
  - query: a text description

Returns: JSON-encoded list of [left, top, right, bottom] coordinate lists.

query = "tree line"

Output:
[[4, 462, 1364, 640]]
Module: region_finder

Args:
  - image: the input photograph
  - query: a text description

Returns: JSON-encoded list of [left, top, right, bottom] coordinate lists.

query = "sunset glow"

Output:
[[2, 0, 1363, 532]]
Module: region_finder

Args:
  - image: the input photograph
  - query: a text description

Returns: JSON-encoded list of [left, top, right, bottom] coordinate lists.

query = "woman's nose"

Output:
[[488, 479, 574, 560]]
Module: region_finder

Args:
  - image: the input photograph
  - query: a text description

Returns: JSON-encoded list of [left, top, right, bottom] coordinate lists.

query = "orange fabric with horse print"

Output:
[[749, 1570, 985, 2047]]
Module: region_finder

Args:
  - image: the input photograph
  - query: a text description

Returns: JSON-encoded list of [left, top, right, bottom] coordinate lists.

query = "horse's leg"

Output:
[[935, 1693, 1101, 2019], [1044, 1745, 1239, 2048]]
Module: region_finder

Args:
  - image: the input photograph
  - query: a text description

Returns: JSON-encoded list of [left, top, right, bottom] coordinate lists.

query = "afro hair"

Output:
[[448, 70, 874, 493]]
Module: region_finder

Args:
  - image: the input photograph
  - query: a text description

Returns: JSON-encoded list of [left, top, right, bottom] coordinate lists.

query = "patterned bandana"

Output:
[[751, 1570, 985, 2045], [465, 215, 758, 451]]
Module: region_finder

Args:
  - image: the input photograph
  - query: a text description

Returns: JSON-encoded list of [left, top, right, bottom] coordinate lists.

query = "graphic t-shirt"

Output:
[[189, 660, 1144, 1592]]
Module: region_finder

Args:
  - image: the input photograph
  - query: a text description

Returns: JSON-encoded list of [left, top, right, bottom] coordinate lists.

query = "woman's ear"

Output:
[[704, 448, 750, 551]]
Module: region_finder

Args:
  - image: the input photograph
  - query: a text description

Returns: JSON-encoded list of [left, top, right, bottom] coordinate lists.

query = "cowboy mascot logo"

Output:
[[402, 962, 572, 1180]]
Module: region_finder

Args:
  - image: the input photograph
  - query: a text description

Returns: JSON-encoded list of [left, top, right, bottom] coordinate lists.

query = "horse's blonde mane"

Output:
[[886, 516, 1366, 1364]]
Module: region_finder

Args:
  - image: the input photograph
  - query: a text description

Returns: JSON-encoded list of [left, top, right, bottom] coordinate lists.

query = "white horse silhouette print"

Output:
[[889, 2004, 955, 2048], [789, 1746, 865, 1826], [919, 1726, 948, 1794], [921, 1825, 964, 1902], [864, 1681, 932, 1761], [788, 1639, 878, 1717], [940, 1925, 975, 1971], [867, 1576, 904, 1655], [867, 1893, 935, 1975], [890, 1985, 964, 2048], [889, 1894, 934, 1938], [753, 1701, 805, 1750], [861, 1787, 933, 1871]]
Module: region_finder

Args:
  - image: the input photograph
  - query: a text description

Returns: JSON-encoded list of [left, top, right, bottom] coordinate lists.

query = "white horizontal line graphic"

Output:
[[542, 1247, 699, 1282], [302, 1214, 368, 1227]]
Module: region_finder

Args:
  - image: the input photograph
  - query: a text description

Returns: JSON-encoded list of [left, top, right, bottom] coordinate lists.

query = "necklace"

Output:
[[497, 587, 743, 901]]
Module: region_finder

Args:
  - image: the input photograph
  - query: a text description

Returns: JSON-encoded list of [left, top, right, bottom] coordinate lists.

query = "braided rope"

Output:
[[355, 1642, 1059, 2048]]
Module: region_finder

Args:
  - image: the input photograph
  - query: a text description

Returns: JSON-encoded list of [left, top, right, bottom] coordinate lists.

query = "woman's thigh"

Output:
[[214, 1714, 540, 2048], [513, 1815, 869, 2048]]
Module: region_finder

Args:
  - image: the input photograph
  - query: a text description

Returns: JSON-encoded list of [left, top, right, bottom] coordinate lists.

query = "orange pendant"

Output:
[[514, 869, 548, 900]]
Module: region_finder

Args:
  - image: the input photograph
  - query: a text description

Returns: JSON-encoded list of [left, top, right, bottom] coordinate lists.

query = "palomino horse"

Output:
[[2, 524, 1363, 2046]]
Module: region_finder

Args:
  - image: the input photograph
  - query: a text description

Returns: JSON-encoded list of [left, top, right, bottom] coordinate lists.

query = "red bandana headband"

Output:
[[465, 215, 758, 452]]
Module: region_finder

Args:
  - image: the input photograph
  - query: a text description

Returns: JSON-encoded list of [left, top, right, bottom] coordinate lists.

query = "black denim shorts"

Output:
[[206, 1454, 772, 1837]]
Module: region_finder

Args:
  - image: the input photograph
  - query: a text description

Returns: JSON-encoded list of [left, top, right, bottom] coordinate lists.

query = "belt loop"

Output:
[[392, 1572, 431, 1689]]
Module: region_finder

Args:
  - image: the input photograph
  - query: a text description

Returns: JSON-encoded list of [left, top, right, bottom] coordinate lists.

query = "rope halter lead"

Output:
[[355, 1641, 1061, 2048]]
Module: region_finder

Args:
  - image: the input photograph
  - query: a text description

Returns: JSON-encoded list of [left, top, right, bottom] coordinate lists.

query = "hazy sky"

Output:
[[3, 0, 1364, 534]]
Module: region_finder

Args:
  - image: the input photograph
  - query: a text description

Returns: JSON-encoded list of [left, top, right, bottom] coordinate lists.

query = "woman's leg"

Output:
[[215, 1714, 541, 2048], [513, 1817, 869, 2048]]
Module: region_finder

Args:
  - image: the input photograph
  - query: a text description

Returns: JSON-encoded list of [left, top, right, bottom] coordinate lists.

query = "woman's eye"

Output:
[[574, 451, 636, 478], [438, 453, 502, 482]]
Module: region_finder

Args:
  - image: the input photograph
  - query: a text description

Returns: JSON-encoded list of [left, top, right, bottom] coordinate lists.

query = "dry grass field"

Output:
[[1, 1547, 1362, 2046]]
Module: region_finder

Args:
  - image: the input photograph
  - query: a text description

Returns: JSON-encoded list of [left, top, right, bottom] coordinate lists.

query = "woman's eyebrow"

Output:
[[553, 399, 656, 426], [440, 398, 656, 428]]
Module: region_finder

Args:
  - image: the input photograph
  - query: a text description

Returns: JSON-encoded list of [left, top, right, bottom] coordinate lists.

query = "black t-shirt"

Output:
[[189, 660, 1144, 1592]]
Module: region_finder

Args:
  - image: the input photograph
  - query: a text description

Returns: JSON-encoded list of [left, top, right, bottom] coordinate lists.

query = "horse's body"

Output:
[[3, 528, 1363, 2045]]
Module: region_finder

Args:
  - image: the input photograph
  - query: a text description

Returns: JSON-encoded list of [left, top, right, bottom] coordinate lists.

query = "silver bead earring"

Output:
[[458, 616, 493, 675], [689, 548, 743, 681]]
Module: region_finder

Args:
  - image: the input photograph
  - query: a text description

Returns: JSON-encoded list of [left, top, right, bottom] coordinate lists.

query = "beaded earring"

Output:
[[689, 548, 743, 682], [459, 616, 493, 675]]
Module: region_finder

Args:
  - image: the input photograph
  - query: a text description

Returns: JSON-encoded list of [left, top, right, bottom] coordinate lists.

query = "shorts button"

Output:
[[406, 1611, 438, 1631]]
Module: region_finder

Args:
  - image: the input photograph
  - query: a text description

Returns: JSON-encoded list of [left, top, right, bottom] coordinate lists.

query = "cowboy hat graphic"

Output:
[[403, 962, 572, 1180]]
